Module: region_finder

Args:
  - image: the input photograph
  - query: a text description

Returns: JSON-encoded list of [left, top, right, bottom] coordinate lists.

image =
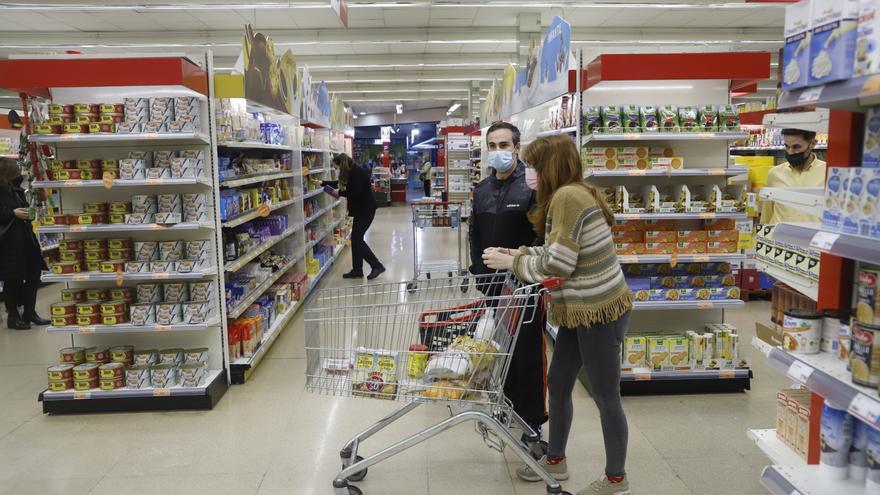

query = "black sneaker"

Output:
[[22, 313, 51, 326], [6, 318, 31, 330], [367, 266, 386, 280], [342, 271, 364, 279]]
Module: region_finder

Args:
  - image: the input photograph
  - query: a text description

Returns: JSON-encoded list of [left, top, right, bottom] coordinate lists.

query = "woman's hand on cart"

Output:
[[482, 247, 514, 271]]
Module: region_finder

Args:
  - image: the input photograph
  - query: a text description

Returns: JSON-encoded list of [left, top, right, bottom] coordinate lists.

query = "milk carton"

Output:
[[842, 167, 866, 235], [823, 167, 851, 232], [809, 0, 860, 86], [855, 0, 880, 77], [864, 107, 880, 168], [783, 0, 813, 90], [863, 168, 880, 238]]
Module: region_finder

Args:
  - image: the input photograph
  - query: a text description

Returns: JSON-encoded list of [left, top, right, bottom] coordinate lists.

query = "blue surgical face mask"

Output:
[[489, 150, 515, 173]]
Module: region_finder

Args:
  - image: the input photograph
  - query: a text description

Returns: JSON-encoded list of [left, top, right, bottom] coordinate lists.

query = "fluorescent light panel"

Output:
[[447, 103, 461, 114]]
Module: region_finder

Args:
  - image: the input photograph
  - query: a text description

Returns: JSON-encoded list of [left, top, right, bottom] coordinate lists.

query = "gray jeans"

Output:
[[547, 312, 630, 477]]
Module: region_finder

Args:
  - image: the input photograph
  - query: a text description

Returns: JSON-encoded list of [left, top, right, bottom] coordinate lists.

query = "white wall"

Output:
[[356, 107, 448, 127]]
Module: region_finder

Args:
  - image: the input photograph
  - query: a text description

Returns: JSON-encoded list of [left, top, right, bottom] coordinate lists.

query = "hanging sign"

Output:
[[331, 0, 349, 28]]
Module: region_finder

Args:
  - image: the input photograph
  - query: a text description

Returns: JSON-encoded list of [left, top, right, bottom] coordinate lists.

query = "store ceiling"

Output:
[[0, 1, 785, 116]]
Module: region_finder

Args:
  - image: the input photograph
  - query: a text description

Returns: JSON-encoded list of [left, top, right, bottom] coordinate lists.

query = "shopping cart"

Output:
[[407, 201, 467, 291], [304, 273, 569, 495]]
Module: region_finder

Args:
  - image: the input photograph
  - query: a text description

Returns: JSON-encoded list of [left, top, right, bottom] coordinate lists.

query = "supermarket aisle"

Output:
[[0, 205, 788, 495]]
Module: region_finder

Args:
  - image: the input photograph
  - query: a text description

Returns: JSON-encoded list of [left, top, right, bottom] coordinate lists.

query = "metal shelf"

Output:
[[536, 126, 577, 138], [614, 212, 748, 221], [756, 260, 818, 302], [301, 148, 331, 153], [583, 131, 748, 144], [47, 319, 219, 335], [304, 205, 333, 226], [221, 198, 297, 229], [219, 171, 295, 188], [226, 256, 301, 319], [748, 429, 803, 467], [762, 110, 831, 133], [303, 188, 324, 200], [223, 226, 300, 273], [760, 465, 870, 495], [306, 168, 327, 175], [620, 367, 751, 381], [771, 222, 880, 266], [32, 177, 213, 189], [305, 217, 347, 253], [766, 347, 880, 431], [633, 299, 744, 311], [41, 243, 59, 252], [41, 369, 224, 400], [759, 187, 824, 219], [218, 141, 294, 151], [43, 269, 215, 283], [37, 222, 213, 233], [778, 75, 880, 113], [730, 145, 827, 152], [586, 167, 748, 178], [230, 301, 300, 367], [751, 335, 776, 358], [29, 132, 210, 148], [617, 253, 745, 264]]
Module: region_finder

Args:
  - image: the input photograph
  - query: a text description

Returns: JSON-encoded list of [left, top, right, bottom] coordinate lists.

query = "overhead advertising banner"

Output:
[[242, 24, 296, 114], [314, 81, 331, 128]]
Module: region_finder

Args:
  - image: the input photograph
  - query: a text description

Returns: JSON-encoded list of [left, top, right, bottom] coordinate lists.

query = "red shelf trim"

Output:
[[739, 109, 774, 126]]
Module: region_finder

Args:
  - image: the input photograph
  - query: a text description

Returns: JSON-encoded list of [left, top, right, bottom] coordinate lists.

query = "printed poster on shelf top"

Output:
[[241, 24, 297, 115]]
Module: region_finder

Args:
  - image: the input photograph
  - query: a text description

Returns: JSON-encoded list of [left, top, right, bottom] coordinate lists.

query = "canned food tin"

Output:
[[151, 363, 177, 388], [82, 249, 106, 262], [63, 123, 89, 134], [60, 346, 86, 364], [74, 114, 98, 124], [125, 261, 148, 273], [82, 239, 107, 251], [35, 123, 63, 134], [175, 260, 200, 273], [107, 213, 125, 224], [51, 315, 76, 327], [82, 202, 108, 214], [51, 261, 81, 274], [102, 312, 128, 325], [45, 159, 74, 170], [76, 302, 100, 316], [88, 122, 114, 133], [76, 160, 101, 170], [109, 202, 132, 214], [49, 103, 74, 115], [110, 345, 134, 364], [48, 379, 74, 391], [85, 347, 110, 363], [109, 288, 135, 302], [47, 364, 75, 381], [159, 348, 184, 365], [73, 103, 100, 114], [783, 309, 822, 355], [182, 302, 208, 324], [76, 314, 101, 326], [60, 289, 85, 302], [136, 283, 162, 304], [125, 365, 150, 389], [163, 283, 188, 303], [59, 250, 83, 262], [51, 302, 76, 316], [155, 303, 181, 325], [84, 260, 101, 272], [184, 348, 209, 364], [159, 241, 184, 260], [99, 377, 124, 390], [47, 115, 75, 125], [100, 300, 128, 316], [133, 349, 158, 366], [107, 238, 133, 250], [150, 260, 174, 273], [179, 362, 206, 387], [72, 363, 99, 380], [73, 378, 98, 391], [130, 304, 155, 327], [43, 213, 68, 225], [100, 159, 119, 169], [852, 321, 880, 387], [99, 103, 124, 114], [134, 241, 158, 261], [99, 362, 125, 379], [106, 248, 131, 261], [47, 169, 80, 181], [100, 260, 126, 273], [85, 288, 110, 302], [71, 212, 106, 225], [58, 239, 82, 251]]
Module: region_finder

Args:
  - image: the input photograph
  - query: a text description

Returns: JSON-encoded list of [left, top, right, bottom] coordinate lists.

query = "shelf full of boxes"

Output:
[[748, 1, 880, 493], [214, 77, 350, 385], [0, 54, 229, 413], [470, 133, 482, 186], [576, 51, 772, 394], [445, 130, 472, 217]]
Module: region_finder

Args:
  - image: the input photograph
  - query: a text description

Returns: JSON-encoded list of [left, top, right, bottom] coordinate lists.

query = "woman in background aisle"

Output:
[[419, 159, 432, 198], [483, 136, 633, 495], [327, 153, 385, 280], [0, 158, 49, 330]]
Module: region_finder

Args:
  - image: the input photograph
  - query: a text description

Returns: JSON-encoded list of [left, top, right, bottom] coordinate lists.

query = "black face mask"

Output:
[[786, 150, 812, 167], [11, 175, 23, 187]]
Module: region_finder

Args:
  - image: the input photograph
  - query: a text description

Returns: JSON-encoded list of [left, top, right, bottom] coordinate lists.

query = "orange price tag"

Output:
[[72, 274, 89, 281], [68, 224, 85, 232], [153, 388, 171, 397], [719, 370, 736, 379], [153, 273, 170, 280], [634, 372, 652, 381], [698, 213, 715, 219], [622, 214, 640, 220], [693, 255, 711, 263], [115, 271, 125, 287], [149, 224, 167, 230], [628, 170, 647, 176], [669, 252, 679, 269], [708, 169, 726, 176], [102, 171, 114, 189], [258, 203, 271, 217], [623, 134, 640, 141], [31, 220, 41, 234], [697, 301, 714, 309], [345, 240, 352, 247], [64, 180, 81, 186], [155, 325, 171, 332], [618, 256, 638, 264], [78, 326, 95, 334], [145, 178, 163, 185], [73, 391, 91, 399], [697, 132, 714, 139], [141, 132, 159, 139], [302, 167, 310, 175]]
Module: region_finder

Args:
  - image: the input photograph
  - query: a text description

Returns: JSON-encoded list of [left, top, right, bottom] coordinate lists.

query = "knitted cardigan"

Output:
[[512, 183, 632, 328]]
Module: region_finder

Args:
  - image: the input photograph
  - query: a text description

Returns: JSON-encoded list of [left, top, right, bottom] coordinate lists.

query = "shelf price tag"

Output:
[[697, 132, 714, 139], [68, 225, 85, 232], [116, 272, 125, 286], [693, 255, 711, 263], [849, 393, 880, 425], [153, 273, 170, 280], [708, 169, 726, 176], [697, 301, 714, 309], [72, 274, 89, 282], [73, 391, 91, 399], [698, 213, 715, 219], [78, 326, 95, 334], [153, 388, 171, 397], [633, 372, 652, 381], [719, 370, 736, 379], [258, 203, 271, 217], [798, 86, 824, 104], [628, 170, 647, 176], [618, 256, 639, 264], [155, 325, 171, 332], [102, 171, 114, 189], [622, 214, 641, 220], [145, 178, 163, 185], [623, 134, 640, 141], [809, 231, 840, 251], [786, 360, 814, 385]]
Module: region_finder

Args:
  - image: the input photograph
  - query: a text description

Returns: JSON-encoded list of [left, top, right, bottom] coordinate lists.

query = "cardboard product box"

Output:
[[864, 107, 880, 168], [645, 230, 677, 243], [645, 242, 676, 255], [858, 168, 880, 237], [707, 241, 739, 254], [676, 242, 708, 254], [612, 220, 646, 233], [615, 157, 651, 170], [823, 167, 851, 231], [676, 230, 708, 243], [707, 229, 739, 242], [643, 219, 677, 231], [842, 167, 867, 235], [782, 0, 813, 90], [709, 185, 746, 213], [616, 147, 650, 159], [676, 185, 709, 213], [667, 336, 689, 367], [644, 185, 679, 213], [616, 186, 646, 213], [647, 335, 671, 371], [649, 146, 675, 158], [613, 230, 645, 243], [582, 147, 618, 160], [651, 156, 685, 170], [702, 218, 737, 230], [622, 336, 647, 368], [614, 242, 646, 255], [809, 0, 860, 86]]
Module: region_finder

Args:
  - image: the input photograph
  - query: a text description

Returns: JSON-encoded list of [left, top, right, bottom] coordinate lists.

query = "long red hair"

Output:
[[523, 135, 614, 237]]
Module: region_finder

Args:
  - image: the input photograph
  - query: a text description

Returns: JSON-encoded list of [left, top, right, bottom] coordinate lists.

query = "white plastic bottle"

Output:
[[474, 309, 495, 341]]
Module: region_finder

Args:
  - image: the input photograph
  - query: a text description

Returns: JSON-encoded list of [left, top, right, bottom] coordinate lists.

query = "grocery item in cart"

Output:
[[352, 370, 397, 399]]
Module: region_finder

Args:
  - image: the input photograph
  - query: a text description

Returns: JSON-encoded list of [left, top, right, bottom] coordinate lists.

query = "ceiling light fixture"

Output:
[[359, 111, 366, 115], [447, 103, 461, 115], [396, 103, 403, 114]]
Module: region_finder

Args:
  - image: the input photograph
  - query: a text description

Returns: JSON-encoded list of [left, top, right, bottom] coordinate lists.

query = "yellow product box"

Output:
[[615, 147, 649, 159], [775, 391, 788, 443], [644, 185, 678, 213], [582, 157, 616, 170], [666, 336, 689, 367], [614, 157, 651, 170], [622, 336, 647, 367], [645, 230, 677, 243], [646, 336, 670, 371], [582, 147, 617, 159], [649, 146, 675, 158], [796, 401, 811, 461], [651, 156, 685, 169], [676, 230, 708, 242]]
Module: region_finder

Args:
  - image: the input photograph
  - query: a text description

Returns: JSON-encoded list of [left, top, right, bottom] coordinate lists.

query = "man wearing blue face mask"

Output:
[[469, 122, 546, 453]]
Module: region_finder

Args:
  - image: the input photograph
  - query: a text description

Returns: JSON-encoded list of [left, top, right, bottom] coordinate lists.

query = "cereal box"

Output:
[[622, 336, 647, 368], [647, 336, 671, 371]]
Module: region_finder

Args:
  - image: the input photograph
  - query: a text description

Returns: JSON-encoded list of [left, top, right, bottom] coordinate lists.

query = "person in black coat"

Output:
[[326, 154, 385, 280], [0, 158, 49, 330], [469, 122, 547, 447]]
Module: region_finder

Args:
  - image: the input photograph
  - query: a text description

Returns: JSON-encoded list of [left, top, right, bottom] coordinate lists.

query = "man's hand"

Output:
[[13, 208, 29, 220], [482, 247, 514, 271]]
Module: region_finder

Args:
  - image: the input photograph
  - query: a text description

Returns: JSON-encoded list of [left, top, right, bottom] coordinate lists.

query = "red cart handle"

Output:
[[540, 277, 563, 290]]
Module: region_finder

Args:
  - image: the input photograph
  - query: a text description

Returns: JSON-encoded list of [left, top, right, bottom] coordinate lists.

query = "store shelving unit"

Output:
[[442, 127, 472, 212], [579, 51, 771, 394], [771, 223, 880, 266], [749, 429, 804, 467], [536, 126, 577, 138], [755, 260, 818, 302], [371, 166, 391, 207], [0, 53, 229, 414]]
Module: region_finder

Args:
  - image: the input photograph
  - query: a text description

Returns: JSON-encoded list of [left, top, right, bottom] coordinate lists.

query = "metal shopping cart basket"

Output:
[[304, 273, 570, 495], [407, 201, 468, 291]]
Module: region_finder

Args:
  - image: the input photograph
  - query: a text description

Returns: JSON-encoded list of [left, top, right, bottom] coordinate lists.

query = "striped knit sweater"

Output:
[[512, 183, 632, 328]]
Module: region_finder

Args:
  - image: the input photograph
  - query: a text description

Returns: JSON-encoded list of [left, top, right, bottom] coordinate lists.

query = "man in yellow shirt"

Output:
[[760, 128, 827, 224]]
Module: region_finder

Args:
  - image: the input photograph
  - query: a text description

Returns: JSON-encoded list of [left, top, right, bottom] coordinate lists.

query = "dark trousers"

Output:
[[423, 180, 431, 198], [503, 295, 549, 431], [3, 273, 40, 320], [351, 210, 382, 273]]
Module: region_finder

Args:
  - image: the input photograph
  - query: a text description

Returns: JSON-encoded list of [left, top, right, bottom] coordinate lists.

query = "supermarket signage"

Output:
[[331, 0, 348, 28], [241, 24, 297, 115]]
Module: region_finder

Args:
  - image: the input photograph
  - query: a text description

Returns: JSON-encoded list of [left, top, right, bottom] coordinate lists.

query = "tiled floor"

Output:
[[0, 205, 788, 495]]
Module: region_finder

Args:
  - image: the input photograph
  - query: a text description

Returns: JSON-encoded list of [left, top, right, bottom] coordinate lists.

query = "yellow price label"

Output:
[[145, 178, 163, 185], [78, 326, 95, 334], [68, 224, 85, 232], [73, 391, 91, 399], [669, 252, 679, 269], [697, 301, 714, 309], [693, 255, 711, 263], [708, 169, 726, 176], [634, 372, 652, 381], [153, 273, 170, 280], [31, 220, 41, 234], [153, 388, 171, 397], [155, 325, 171, 332], [102, 171, 114, 189], [115, 272, 125, 287], [628, 170, 647, 176], [719, 370, 736, 379], [622, 214, 640, 220], [72, 274, 89, 281], [698, 213, 715, 219]]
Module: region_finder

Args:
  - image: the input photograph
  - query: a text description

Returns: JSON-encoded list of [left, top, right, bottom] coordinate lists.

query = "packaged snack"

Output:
[[583, 106, 603, 134], [612, 230, 644, 243], [640, 106, 658, 132], [647, 336, 670, 371], [658, 105, 679, 132], [645, 230, 677, 243], [614, 243, 646, 255], [622, 336, 647, 367], [718, 105, 740, 131], [676, 242, 708, 254], [667, 336, 689, 367], [678, 106, 699, 132], [676, 230, 708, 243], [601, 106, 622, 133], [698, 105, 719, 131], [622, 105, 641, 132], [809, 0, 860, 86], [707, 241, 738, 254], [855, 0, 880, 78], [651, 156, 684, 170], [644, 242, 675, 255]]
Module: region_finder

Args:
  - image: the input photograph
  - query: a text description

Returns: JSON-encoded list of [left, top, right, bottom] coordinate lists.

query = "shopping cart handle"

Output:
[[540, 277, 563, 290]]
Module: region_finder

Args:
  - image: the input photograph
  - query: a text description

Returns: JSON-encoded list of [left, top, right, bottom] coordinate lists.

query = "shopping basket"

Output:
[[304, 272, 569, 495]]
